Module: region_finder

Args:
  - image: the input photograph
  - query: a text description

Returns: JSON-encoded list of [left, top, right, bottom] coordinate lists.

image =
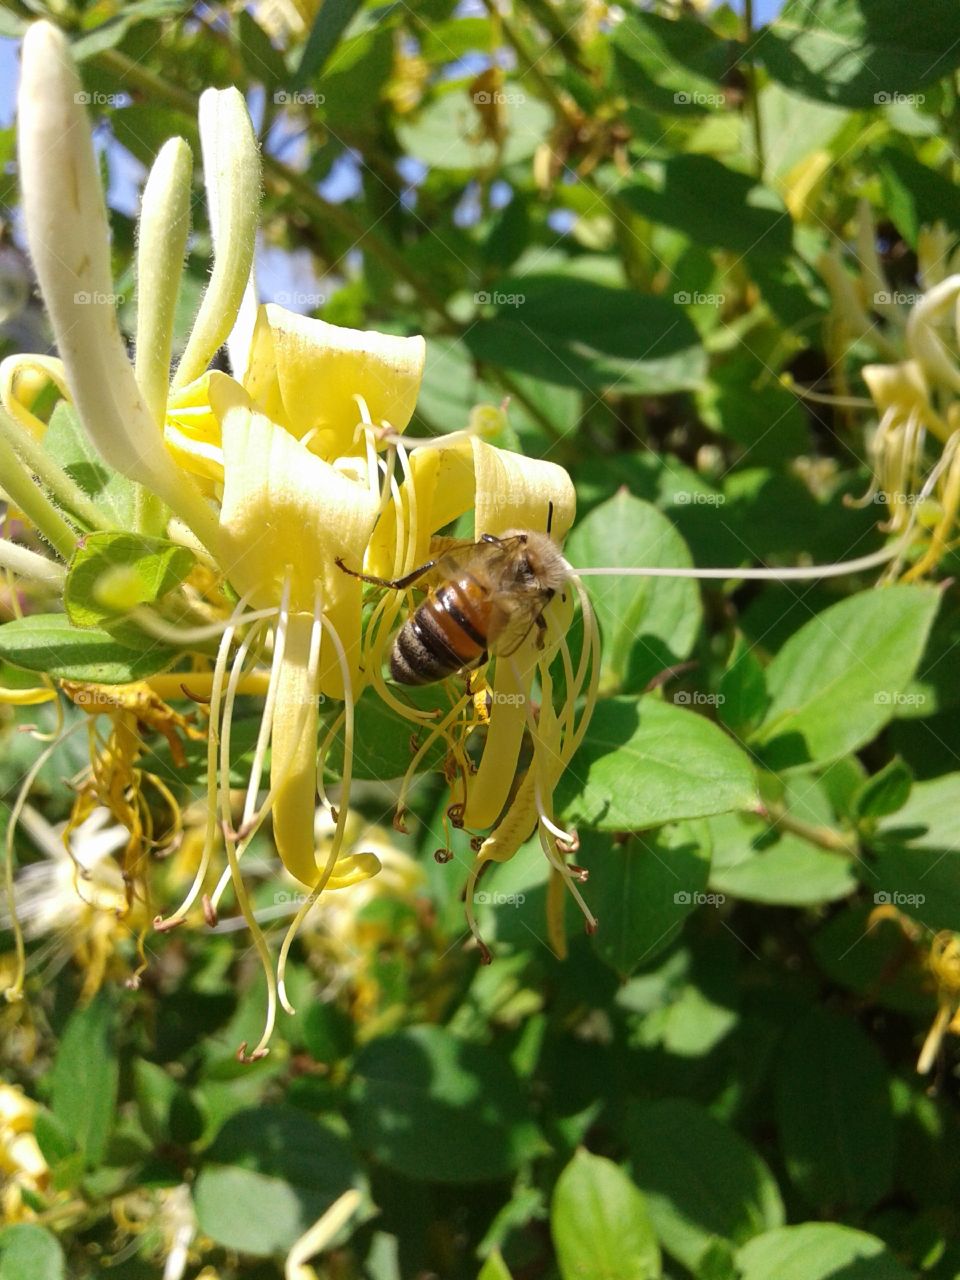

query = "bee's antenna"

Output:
[[546, 501, 555, 536]]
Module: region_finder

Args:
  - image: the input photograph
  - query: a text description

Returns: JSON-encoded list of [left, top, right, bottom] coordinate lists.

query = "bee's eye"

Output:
[[517, 556, 532, 578]]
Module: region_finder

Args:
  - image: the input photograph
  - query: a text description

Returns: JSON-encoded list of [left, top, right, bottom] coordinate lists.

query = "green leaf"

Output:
[[579, 824, 711, 975], [852, 757, 913, 820], [810, 904, 934, 1016], [43, 401, 139, 527], [750, 585, 940, 770], [557, 696, 757, 832], [421, 18, 496, 62], [696, 357, 809, 464], [463, 277, 707, 395], [478, 1251, 514, 1280], [193, 1107, 359, 1257], [0, 614, 175, 682], [611, 11, 736, 115], [755, 0, 960, 107], [620, 156, 793, 260], [775, 1007, 895, 1209], [875, 147, 960, 248], [566, 492, 701, 694], [736, 1223, 914, 1280], [627, 1099, 784, 1271], [326, 684, 452, 781], [718, 636, 769, 737], [396, 87, 552, 171], [236, 9, 289, 87], [134, 1060, 204, 1147], [552, 1150, 661, 1280], [873, 773, 960, 931], [50, 994, 118, 1168], [111, 105, 194, 168], [0, 1226, 65, 1280], [348, 1026, 542, 1183], [294, 0, 365, 84], [32, 1111, 79, 1167], [65, 531, 194, 629], [707, 811, 857, 906], [71, 0, 190, 60], [760, 83, 851, 182]]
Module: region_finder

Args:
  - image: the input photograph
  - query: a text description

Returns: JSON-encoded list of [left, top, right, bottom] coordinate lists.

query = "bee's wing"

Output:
[[487, 593, 547, 659], [432, 535, 519, 578]]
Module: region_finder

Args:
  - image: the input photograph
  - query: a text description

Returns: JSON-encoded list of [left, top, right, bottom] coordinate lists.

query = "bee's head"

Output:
[[501, 529, 569, 594]]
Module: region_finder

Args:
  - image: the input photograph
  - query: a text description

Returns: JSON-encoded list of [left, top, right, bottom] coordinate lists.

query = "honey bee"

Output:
[[336, 527, 569, 686]]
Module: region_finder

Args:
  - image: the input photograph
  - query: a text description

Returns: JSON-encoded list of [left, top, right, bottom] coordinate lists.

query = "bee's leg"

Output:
[[464, 655, 490, 696], [534, 613, 548, 650], [334, 556, 436, 591]]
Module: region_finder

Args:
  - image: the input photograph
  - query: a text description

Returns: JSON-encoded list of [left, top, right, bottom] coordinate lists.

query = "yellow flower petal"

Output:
[[0, 685, 57, 706], [243, 304, 426, 455], [370, 435, 575, 829], [164, 371, 253, 482], [0, 355, 71, 441], [368, 435, 574, 575], [218, 406, 380, 693], [272, 613, 321, 885]]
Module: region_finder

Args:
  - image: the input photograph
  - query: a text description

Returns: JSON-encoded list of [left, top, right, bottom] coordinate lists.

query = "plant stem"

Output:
[[0, 432, 77, 560], [744, 0, 766, 178], [0, 407, 109, 532], [757, 802, 860, 858]]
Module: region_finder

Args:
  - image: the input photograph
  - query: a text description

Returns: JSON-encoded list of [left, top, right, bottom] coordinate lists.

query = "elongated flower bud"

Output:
[[18, 22, 220, 551]]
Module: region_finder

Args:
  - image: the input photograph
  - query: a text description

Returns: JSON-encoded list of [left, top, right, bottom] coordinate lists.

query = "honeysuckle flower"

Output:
[[918, 931, 960, 1074], [0, 805, 146, 999], [0, 1083, 49, 1222], [359, 430, 602, 958], [0, 21, 428, 1052], [813, 214, 960, 580], [0, 20, 939, 1058]]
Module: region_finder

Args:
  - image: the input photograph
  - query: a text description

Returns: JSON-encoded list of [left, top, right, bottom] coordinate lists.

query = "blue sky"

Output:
[[0, 3, 784, 304]]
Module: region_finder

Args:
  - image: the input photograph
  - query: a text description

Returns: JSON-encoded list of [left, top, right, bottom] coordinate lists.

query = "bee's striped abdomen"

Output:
[[390, 576, 491, 685]]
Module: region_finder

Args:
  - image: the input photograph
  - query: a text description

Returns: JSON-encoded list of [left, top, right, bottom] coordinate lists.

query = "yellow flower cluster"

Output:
[[0, 1083, 48, 1222], [0, 23, 600, 1055]]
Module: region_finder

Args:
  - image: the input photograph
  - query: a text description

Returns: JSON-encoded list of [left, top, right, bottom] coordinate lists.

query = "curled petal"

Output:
[[164, 372, 254, 483], [271, 614, 322, 885], [906, 274, 960, 396], [0, 355, 71, 441], [218, 407, 380, 693], [243, 305, 426, 455]]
